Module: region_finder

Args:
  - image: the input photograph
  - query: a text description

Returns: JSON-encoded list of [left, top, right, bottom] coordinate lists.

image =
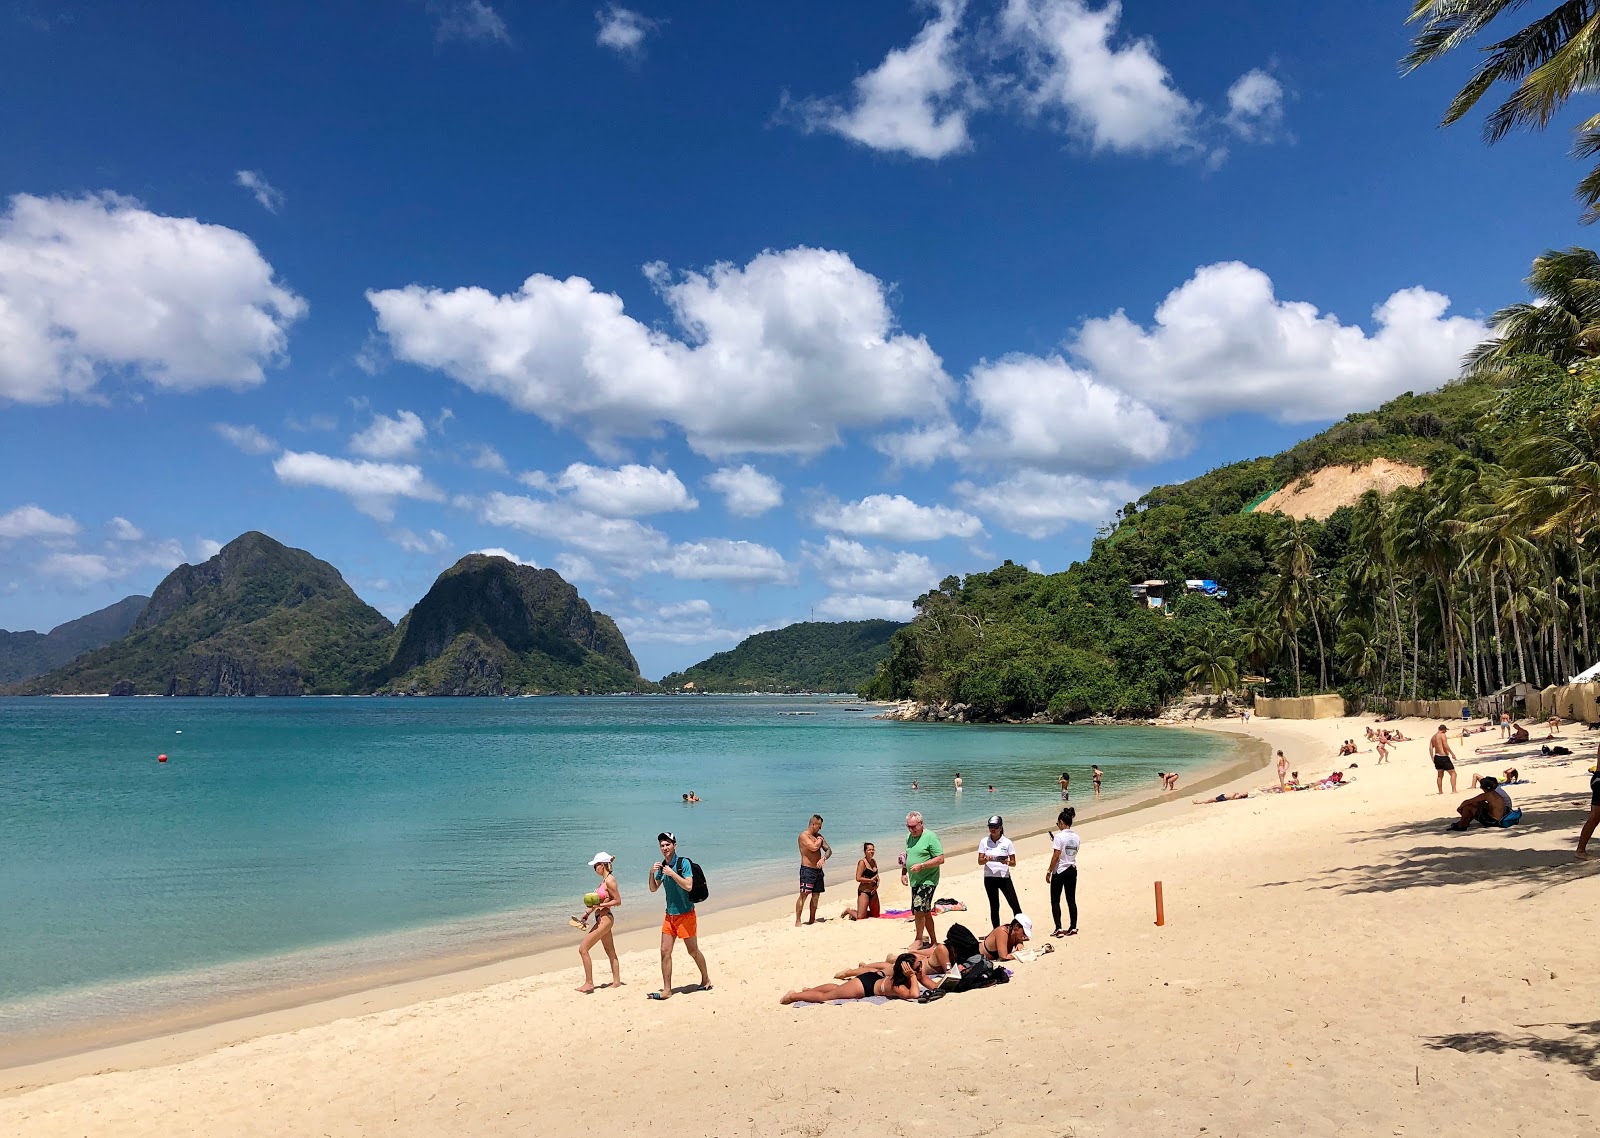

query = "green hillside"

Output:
[[661, 620, 905, 692], [0, 594, 148, 684]]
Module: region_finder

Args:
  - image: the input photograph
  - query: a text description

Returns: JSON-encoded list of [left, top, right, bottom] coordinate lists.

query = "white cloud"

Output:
[[962, 353, 1180, 471], [470, 444, 509, 474], [474, 547, 538, 566], [350, 409, 427, 460], [478, 491, 671, 563], [213, 422, 278, 455], [705, 464, 784, 517], [273, 451, 444, 521], [815, 594, 917, 621], [393, 528, 451, 554], [37, 551, 116, 587], [0, 193, 306, 405], [234, 170, 285, 213], [811, 493, 982, 542], [33, 533, 190, 589], [798, 0, 972, 159], [1225, 69, 1284, 142], [432, 0, 510, 44], [615, 603, 773, 647], [596, 6, 654, 54], [953, 469, 1140, 538], [657, 598, 712, 619], [195, 538, 225, 559], [522, 462, 698, 517], [555, 553, 601, 582], [805, 536, 938, 599], [368, 246, 952, 458], [107, 517, 144, 542], [1071, 262, 1485, 422], [659, 539, 793, 584], [1000, 0, 1198, 154], [0, 505, 81, 540]]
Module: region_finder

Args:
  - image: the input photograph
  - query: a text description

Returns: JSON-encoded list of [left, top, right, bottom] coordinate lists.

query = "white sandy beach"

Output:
[[4, 713, 1600, 1137]]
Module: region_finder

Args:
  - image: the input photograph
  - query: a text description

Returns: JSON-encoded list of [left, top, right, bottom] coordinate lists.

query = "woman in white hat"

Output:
[[577, 852, 623, 993]]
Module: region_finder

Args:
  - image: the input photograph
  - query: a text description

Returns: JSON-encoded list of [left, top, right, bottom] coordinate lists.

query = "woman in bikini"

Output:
[[781, 953, 924, 1004], [576, 852, 623, 994], [979, 915, 1033, 962], [842, 842, 881, 920]]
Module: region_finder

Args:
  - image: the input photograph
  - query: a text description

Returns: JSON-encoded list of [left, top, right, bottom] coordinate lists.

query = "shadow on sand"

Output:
[[1425, 1020, 1600, 1081]]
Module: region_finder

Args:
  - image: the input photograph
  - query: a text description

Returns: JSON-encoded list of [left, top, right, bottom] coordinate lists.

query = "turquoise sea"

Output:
[[0, 695, 1233, 1040]]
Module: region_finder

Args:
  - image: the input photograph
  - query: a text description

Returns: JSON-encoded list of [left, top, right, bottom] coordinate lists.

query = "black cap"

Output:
[[987, 815, 1003, 828], [657, 831, 676, 844]]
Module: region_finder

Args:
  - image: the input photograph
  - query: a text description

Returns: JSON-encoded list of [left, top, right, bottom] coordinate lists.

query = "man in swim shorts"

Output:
[[1576, 743, 1600, 860], [648, 831, 710, 1000], [902, 811, 945, 951], [795, 813, 832, 927], [1429, 724, 1458, 795]]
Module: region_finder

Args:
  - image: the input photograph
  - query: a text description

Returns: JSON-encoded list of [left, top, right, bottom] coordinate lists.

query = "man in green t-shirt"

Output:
[[901, 811, 945, 950]]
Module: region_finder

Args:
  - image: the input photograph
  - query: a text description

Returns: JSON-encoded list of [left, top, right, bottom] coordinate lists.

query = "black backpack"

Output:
[[679, 856, 710, 904], [943, 921, 982, 965]]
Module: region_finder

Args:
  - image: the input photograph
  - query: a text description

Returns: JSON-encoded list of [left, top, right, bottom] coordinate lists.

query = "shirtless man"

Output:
[[795, 814, 833, 926], [1092, 765, 1103, 796], [1450, 776, 1513, 830], [1429, 724, 1458, 794]]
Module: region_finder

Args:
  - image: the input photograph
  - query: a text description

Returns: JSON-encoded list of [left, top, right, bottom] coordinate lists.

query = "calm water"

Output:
[[0, 696, 1232, 1035]]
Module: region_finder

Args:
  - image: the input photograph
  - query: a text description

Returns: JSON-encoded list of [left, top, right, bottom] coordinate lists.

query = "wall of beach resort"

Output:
[[1253, 694, 1347, 720]]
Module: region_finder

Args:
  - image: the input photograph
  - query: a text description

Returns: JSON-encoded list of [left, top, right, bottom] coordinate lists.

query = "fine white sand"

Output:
[[4, 714, 1600, 1137]]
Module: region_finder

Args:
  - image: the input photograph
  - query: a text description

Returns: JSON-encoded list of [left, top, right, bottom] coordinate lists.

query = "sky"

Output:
[[0, 0, 1592, 678]]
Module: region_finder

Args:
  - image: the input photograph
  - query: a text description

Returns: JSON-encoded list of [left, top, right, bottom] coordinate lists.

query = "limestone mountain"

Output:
[[0, 595, 149, 684], [377, 554, 646, 695], [16, 532, 393, 695], [659, 620, 905, 693]]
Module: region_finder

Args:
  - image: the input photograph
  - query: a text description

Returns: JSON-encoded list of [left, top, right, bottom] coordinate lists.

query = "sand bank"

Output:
[[4, 714, 1599, 1136]]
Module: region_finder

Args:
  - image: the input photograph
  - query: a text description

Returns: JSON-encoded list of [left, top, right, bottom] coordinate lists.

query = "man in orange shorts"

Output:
[[648, 831, 710, 1000]]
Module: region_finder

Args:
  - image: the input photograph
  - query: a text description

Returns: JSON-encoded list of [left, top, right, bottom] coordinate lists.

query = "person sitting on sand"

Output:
[[1450, 776, 1514, 830], [1365, 727, 1378, 742], [842, 842, 881, 921], [782, 953, 925, 1005], [1509, 722, 1530, 745], [1195, 792, 1250, 803]]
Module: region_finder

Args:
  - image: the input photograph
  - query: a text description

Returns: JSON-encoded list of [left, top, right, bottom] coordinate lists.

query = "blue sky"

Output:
[[0, 0, 1591, 677]]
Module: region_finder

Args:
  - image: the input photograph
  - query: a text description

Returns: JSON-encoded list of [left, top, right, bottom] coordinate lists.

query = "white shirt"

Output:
[[978, 835, 1015, 877], [1051, 828, 1080, 872]]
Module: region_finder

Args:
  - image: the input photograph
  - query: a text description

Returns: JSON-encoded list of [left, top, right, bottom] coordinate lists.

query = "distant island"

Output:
[[0, 595, 149, 685], [660, 620, 904, 693]]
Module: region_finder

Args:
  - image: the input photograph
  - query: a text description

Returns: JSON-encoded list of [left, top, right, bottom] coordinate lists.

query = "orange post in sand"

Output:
[[1154, 881, 1165, 926]]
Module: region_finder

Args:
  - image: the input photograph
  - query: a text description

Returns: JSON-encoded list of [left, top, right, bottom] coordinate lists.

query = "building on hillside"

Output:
[[1129, 579, 1228, 610]]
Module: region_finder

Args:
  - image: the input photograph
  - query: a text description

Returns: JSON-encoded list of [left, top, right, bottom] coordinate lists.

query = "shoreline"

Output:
[[0, 724, 1263, 1086]]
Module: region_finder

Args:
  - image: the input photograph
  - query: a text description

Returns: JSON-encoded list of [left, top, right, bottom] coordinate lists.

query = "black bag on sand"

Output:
[[943, 922, 982, 965], [941, 958, 1009, 993]]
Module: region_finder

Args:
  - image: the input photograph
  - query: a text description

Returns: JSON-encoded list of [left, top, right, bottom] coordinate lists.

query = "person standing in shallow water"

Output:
[[1058, 771, 1071, 801], [1092, 766, 1102, 797]]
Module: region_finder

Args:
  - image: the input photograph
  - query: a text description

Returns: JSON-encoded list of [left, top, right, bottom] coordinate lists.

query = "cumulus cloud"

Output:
[[0, 504, 81, 540], [616, 601, 774, 647], [659, 539, 793, 584], [107, 517, 144, 542], [704, 465, 784, 517], [953, 469, 1140, 538], [1224, 69, 1285, 142], [555, 554, 600, 583], [815, 594, 917, 621], [273, 451, 444, 521], [32, 532, 193, 589], [367, 246, 952, 458], [1071, 262, 1486, 422], [432, 0, 510, 44], [235, 170, 284, 213], [811, 493, 982, 542], [474, 547, 537, 566], [804, 536, 938, 599], [213, 422, 278, 455], [522, 462, 697, 517], [393, 527, 451, 554], [796, 0, 972, 159], [196, 538, 225, 559], [1000, 0, 1198, 154], [596, 6, 654, 54], [0, 192, 306, 405], [470, 444, 509, 474], [36, 551, 117, 587], [350, 409, 427, 460]]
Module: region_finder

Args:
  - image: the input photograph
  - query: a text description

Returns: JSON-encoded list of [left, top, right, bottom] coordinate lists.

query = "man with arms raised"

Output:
[[901, 811, 945, 950], [795, 814, 832, 926], [647, 831, 710, 1000]]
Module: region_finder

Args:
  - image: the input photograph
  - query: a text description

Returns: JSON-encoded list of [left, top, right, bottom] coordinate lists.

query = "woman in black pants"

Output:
[[1045, 807, 1080, 937], [976, 815, 1020, 928]]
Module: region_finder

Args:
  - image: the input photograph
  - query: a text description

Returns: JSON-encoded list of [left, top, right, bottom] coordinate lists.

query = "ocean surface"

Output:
[[0, 695, 1233, 1038]]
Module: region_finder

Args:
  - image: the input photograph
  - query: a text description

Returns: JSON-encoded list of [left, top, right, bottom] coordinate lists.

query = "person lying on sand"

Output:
[[783, 953, 924, 1004], [1194, 792, 1250, 804], [1473, 768, 1521, 789], [1449, 776, 1514, 830]]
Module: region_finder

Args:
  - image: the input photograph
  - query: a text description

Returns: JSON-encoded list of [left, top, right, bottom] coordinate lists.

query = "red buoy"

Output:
[[158, 754, 168, 763]]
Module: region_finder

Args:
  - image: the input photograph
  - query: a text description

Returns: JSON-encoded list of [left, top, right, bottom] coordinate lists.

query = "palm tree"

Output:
[[1272, 521, 1328, 690], [1183, 631, 1240, 697], [1469, 250, 1600, 373], [1404, 3, 1600, 220], [1233, 605, 1282, 676], [1336, 618, 1382, 686]]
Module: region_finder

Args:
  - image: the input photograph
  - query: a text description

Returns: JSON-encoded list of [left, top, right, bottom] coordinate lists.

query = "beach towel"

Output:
[[875, 901, 966, 919], [792, 995, 891, 1007]]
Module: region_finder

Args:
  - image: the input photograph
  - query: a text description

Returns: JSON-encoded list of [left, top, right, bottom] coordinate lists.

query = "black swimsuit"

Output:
[[855, 971, 884, 996], [859, 862, 879, 893]]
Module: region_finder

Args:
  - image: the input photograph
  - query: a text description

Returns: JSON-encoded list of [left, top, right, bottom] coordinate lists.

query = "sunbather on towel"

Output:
[[1450, 776, 1514, 830], [782, 953, 924, 1005]]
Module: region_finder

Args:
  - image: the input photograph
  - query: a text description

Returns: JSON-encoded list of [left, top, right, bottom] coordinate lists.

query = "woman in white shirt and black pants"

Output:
[[1045, 806, 1079, 937], [977, 814, 1020, 929]]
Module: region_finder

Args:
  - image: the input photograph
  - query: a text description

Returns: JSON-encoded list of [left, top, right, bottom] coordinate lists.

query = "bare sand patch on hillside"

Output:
[[1255, 457, 1426, 520]]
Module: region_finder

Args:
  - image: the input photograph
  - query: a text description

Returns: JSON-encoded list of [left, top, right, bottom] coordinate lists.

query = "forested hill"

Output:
[[862, 360, 1520, 721], [661, 620, 905, 692]]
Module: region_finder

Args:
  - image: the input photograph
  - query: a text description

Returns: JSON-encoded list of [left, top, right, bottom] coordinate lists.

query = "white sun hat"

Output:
[[589, 852, 614, 866]]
